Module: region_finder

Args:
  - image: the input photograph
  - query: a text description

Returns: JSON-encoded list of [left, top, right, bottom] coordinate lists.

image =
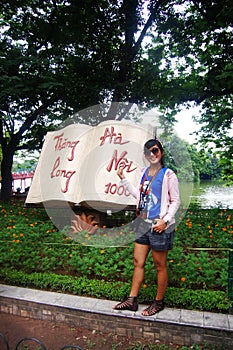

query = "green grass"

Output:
[[0, 199, 232, 313]]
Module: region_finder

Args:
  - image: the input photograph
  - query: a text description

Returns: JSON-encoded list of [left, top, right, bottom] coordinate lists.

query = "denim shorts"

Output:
[[135, 228, 175, 251]]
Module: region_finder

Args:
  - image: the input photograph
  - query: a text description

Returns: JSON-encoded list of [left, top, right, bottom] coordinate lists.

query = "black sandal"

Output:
[[141, 300, 164, 316], [113, 297, 138, 311]]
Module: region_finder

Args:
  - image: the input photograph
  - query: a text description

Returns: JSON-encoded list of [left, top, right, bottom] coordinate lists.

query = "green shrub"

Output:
[[0, 268, 231, 313]]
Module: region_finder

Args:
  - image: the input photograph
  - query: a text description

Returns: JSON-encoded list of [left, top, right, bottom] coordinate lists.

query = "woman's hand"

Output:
[[117, 166, 125, 180], [71, 212, 99, 235], [152, 219, 167, 233]]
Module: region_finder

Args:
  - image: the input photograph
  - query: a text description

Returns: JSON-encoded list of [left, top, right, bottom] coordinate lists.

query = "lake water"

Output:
[[180, 181, 233, 209]]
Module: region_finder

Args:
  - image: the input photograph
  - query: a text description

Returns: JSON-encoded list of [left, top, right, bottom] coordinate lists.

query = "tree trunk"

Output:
[[0, 147, 14, 202]]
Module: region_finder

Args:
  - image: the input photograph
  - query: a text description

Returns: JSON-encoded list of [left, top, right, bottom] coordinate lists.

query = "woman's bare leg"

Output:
[[152, 250, 168, 300], [129, 243, 150, 297], [141, 250, 168, 316], [112, 243, 150, 310]]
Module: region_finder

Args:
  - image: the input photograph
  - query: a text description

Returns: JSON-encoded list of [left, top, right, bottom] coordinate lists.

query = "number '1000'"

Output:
[[105, 183, 130, 196]]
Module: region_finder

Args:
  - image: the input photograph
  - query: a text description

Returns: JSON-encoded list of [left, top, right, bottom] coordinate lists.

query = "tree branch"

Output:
[[133, 0, 166, 56], [197, 88, 233, 104], [13, 97, 57, 147]]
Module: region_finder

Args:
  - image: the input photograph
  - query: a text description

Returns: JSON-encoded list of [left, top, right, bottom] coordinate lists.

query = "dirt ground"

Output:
[[0, 313, 174, 350]]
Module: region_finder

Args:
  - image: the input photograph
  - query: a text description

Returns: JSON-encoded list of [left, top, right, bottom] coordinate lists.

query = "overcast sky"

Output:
[[174, 106, 201, 144], [140, 105, 201, 145]]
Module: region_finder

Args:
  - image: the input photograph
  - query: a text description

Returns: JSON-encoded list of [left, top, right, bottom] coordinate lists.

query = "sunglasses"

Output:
[[144, 147, 160, 156]]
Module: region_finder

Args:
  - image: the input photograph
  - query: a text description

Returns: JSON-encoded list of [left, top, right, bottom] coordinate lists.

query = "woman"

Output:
[[113, 138, 180, 316]]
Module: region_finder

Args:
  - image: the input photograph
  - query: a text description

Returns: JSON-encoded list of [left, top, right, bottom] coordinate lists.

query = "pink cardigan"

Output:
[[120, 168, 180, 228]]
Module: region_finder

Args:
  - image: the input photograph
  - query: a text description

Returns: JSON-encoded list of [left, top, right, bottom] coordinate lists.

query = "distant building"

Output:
[[12, 171, 34, 193]]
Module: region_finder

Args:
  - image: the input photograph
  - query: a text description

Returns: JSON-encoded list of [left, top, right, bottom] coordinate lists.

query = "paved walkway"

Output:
[[0, 284, 232, 331]]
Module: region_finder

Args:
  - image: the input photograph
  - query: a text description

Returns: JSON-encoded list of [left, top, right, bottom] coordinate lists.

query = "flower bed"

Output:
[[0, 199, 232, 312]]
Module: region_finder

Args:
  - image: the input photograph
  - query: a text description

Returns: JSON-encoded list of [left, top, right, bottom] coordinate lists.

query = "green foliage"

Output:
[[1, 0, 233, 200], [0, 200, 233, 313], [150, 1, 233, 184], [12, 152, 39, 173], [126, 345, 217, 350], [163, 135, 220, 182], [193, 96, 233, 184]]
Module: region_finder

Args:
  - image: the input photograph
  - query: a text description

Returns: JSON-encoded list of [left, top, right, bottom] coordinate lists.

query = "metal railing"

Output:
[[0, 334, 83, 350], [188, 243, 233, 302]]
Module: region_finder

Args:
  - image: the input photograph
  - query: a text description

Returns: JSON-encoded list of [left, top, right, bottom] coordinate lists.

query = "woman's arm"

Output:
[[161, 171, 180, 224]]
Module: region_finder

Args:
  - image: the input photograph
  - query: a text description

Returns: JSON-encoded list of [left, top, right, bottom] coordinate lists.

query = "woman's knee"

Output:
[[154, 261, 167, 272], [152, 251, 168, 270], [133, 257, 145, 268], [153, 257, 167, 271], [133, 244, 150, 268]]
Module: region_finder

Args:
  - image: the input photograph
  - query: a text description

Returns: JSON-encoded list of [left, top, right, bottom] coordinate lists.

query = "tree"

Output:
[[0, 0, 171, 201], [1, 0, 232, 201], [0, 0, 115, 200], [193, 97, 233, 183], [163, 135, 220, 182], [143, 0, 233, 182]]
